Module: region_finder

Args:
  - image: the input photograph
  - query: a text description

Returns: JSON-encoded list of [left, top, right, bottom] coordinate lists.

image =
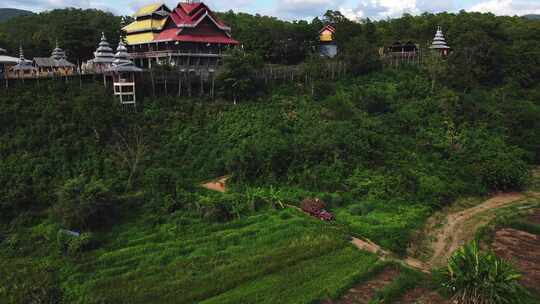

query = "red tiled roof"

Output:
[[170, 2, 226, 27], [319, 25, 336, 34], [153, 1, 236, 45], [156, 28, 238, 44]]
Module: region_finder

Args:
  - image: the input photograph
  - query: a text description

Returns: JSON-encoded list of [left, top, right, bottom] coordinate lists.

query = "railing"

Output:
[[128, 50, 224, 59]]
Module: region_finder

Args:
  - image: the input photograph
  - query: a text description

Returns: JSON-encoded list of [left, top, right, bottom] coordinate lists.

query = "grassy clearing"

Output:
[[334, 204, 430, 255], [52, 208, 379, 303]]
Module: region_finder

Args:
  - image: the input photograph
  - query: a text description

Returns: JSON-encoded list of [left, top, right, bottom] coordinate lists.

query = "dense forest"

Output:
[[0, 7, 539, 304]]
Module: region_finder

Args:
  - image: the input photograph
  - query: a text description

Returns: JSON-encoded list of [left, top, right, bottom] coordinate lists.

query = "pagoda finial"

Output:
[[56, 38, 59, 49], [19, 42, 24, 61], [101, 32, 106, 41]]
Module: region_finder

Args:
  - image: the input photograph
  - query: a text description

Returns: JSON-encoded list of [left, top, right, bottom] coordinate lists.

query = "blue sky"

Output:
[[3, 0, 540, 20]]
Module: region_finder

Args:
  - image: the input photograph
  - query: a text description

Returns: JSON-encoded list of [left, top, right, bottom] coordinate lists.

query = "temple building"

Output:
[[383, 41, 419, 55], [429, 26, 451, 56], [123, 1, 239, 69], [0, 47, 19, 79], [83, 33, 115, 74], [319, 25, 337, 58], [123, 3, 170, 46], [33, 41, 76, 77], [9, 46, 37, 79]]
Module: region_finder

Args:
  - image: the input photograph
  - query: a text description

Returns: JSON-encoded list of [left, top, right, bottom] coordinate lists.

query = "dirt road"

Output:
[[351, 192, 539, 270], [426, 192, 529, 267]]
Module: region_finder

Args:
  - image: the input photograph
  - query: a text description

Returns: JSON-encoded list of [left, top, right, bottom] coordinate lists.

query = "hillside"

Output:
[[524, 14, 540, 20], [1, 9, 540, 304], [0, 8, 33, 22]]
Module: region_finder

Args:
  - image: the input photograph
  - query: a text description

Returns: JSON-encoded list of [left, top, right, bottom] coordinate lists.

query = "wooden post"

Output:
[[188, 71, 192, 97], [178, 70, 182, 97], [200, 71, 204, 96], [150, 70, 156, 97], [164, 71, 168, 96], [211, 71, 215, 102]]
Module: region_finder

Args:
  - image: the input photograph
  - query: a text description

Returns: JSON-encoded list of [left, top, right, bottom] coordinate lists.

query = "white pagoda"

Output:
[[429, 26, 451, 56]]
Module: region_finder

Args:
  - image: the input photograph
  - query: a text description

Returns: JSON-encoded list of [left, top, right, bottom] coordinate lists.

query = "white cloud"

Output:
[[274, 0, 347, 19], [469, 0, 540, 16], [339, 7, 364, 21]]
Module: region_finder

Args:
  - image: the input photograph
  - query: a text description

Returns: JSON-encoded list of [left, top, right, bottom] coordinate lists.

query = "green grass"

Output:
[[52, 208, 379, 304], [334, 203, 430, 255]]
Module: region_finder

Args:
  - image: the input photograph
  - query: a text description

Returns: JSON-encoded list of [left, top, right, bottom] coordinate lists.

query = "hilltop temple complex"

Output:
[[123, 1, 239, 69]]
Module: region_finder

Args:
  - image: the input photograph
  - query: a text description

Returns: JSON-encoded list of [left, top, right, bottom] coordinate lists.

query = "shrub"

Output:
[[196, 193, 249, 222], [53, 176, 118, 230], [57, 231, 95, 257], [348, 201, 377, 216], [464, 134, 529, 191], [0, 258, 62, 303], [437, 242, 529, 304], [67, 233, 95, 257]]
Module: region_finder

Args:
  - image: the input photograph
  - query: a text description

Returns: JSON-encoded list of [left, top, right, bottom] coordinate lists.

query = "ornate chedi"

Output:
[[83, 32, 115, 74], [429, 26, 451, 56], [10, 45, 37, 78]]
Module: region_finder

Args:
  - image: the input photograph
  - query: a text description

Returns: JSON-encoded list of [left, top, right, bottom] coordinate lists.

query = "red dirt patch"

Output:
[[492, 228, 540, 294], [323, 267, 400, 304], [201, 176, 229, 193], [395, 287, 449, 304]]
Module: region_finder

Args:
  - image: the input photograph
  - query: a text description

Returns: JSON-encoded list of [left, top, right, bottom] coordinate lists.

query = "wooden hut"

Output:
[[319, 25, 337, 58]]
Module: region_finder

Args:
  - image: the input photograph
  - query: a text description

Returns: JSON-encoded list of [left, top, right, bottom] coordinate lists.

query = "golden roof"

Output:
[[134, 3, 164, 17], [123, 18, 168, 34], [125, 32, 158, 45], [320, 29, 334, 42]]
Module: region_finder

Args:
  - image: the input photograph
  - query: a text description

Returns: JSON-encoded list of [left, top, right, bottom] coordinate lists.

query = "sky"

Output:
[[2, 0, 540, 20]]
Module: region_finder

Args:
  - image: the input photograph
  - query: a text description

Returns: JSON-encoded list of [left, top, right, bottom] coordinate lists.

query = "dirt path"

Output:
[[350, 237, 430, 273], [350, 192, 540, 271], [425, 192, 533, 267]]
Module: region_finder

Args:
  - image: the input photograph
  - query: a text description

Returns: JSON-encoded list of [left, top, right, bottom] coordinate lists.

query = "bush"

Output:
[[57, 231, 95, 257], [0, 258, 62, 303], [348, 201, 377, 216], [53, 176, 118, 230], [197, 193, 249, 222], [464, 134, 529, 191], [437, 242, 529, 304]]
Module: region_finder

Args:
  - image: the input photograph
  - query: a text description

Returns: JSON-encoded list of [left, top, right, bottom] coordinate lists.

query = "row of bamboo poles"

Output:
[[0, 62, 349, 99]]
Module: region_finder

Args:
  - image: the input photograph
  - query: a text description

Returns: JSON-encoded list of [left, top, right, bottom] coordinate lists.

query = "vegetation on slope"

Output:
[[0, 9, 539, 304]]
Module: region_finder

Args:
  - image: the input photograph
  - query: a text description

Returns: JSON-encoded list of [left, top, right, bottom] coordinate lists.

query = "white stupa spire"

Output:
[[430, 26, 450, 50], [113, 38, 131, 66], [93, 32, 115, 64]]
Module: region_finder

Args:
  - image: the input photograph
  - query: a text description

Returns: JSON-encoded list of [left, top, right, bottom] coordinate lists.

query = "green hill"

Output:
[[0, 10, 539, 304], [0, 8, 33, 22], [524, 14, 540, 20]]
